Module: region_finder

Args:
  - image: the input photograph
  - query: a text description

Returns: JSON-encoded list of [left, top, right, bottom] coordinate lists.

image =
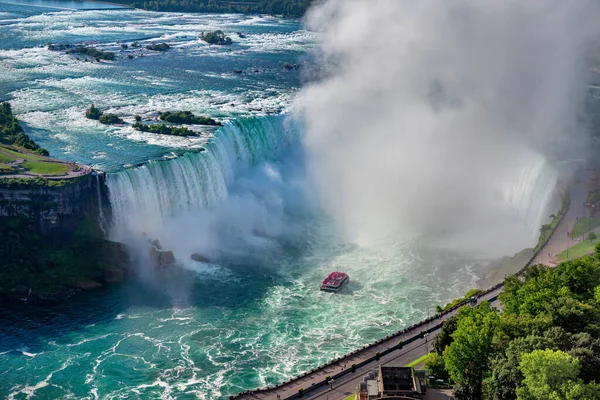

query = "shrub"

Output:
[[134, 115, 142, 122], [159, 111, 220, 125], [132, 122, 195, 136], [398, 340, 403, 348], [297, 388, 304, 397], [351, 363, 356, 372], [99, 113, 124, 125], [0, 102, 48, 155], [425, 352, 450, 381], [588, 231, 597, 240], [375, 352, 381, 360], [85, 104, 102, 120]]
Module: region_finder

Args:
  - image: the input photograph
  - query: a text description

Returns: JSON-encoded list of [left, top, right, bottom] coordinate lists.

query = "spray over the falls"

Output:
[[295, 0, 599, 256]]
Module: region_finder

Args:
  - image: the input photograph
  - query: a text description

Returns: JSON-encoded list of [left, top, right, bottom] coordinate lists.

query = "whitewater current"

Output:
[[0, 3, 561, 400]]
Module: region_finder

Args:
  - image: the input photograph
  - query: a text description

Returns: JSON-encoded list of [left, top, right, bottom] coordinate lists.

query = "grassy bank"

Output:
[[405, 354, 431, 368], [21, 160, 68, 175], [1, 144, 72, 176], [570, 217, 600, 238], [480, 247, 534, 287], [557, 237, 600, 261]]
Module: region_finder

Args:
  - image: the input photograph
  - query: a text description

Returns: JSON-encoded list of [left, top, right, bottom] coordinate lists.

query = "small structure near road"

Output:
[[356, 366, 425, 400]]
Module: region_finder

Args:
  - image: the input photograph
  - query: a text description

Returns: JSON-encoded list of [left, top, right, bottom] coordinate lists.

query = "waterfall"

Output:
[[105, 115, 298, 242], [499, 150, 559, 238], [94, 172, 108, 236]]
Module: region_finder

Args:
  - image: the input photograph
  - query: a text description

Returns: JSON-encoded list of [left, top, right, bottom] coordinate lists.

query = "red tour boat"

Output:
[[320, 271, 349, 293]]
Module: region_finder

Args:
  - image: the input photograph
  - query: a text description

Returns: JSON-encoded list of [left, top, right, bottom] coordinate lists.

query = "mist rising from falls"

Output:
[[104, 1, 600, 265], [296, 0, 599, 256], [106, 115, 308, 265]]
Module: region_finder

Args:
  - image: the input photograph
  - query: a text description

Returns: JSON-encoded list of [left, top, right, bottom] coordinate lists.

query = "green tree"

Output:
[[85, 104, 102, 120], [588, 231, 597, 240], [425, 352, 449, 381], [432, 316, 457, 355], [517, 349, 579, 400], [0, 102, 48, 155], [444, 302, 499, 400]]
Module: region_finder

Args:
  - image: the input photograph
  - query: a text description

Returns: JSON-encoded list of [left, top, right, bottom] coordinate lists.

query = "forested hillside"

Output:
[[426, 249, 600, 400], [113, 0, 313, 17]]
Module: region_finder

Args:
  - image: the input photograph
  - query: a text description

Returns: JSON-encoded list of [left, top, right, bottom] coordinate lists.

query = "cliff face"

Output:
[[0, 173, 128, 302], [0, 173, 108, 244]]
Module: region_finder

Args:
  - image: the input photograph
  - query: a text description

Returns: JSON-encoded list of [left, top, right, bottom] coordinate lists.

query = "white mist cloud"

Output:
[[296, 0, 599, 255]]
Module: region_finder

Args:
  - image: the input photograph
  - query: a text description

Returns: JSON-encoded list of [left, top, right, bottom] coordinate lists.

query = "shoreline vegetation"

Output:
[[1, 101, 86, 181], [0, 102, 48, 156], [159, 111, 220, 125], [535, 190, 570, 253], [108, 0, 312, 18], [85, 104, 124, 125], [86, 104, 220, 136], [132, 122, 195, 136]]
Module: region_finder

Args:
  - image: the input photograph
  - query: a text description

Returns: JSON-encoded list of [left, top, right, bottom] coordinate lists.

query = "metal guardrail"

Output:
[[231, 190, 571, 400]]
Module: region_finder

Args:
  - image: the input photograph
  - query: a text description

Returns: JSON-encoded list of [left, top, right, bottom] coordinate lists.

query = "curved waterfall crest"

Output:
[[105, 114, 298, 239]]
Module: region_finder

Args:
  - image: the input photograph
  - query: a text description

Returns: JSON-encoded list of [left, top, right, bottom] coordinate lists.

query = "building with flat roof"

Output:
[[356, 366, 425, 400]]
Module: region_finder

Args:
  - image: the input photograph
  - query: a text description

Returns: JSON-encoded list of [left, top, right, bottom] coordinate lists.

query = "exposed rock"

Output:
[[191, 253, 210, 263], [150, 243, 176, 268], [151, 239, 163, 250], [73, 280, 103, 290], [160, 250, 175, 265], [102, 240, 131, 270]]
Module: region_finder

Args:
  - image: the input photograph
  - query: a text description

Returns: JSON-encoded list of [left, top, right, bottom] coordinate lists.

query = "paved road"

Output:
[[239, 176, 586, 400], [2, 163, 92, 179]]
